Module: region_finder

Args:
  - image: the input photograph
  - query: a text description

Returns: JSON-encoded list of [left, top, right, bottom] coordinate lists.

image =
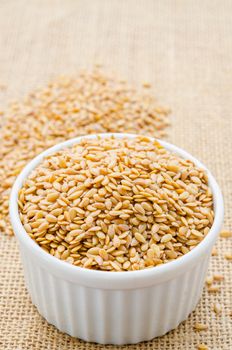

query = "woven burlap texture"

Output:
[[0, 0, 231, 349]]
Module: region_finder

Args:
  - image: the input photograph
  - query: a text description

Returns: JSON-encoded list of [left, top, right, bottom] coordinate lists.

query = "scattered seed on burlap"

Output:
[[224, 252, 232, 261], [194, 323, 208, 331], [206, 276, 214, 286], [211, 246, 218, 256], [220, 230, 232, 238], [208, 286, 220, 293], [18, 136, 214, 271], [0, 69, 170, 236], [213, 302, 222, 314], [213, 273, 224, 282]]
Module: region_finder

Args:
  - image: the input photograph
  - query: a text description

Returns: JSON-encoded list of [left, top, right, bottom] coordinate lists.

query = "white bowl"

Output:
[[10, 133, 224, 345]]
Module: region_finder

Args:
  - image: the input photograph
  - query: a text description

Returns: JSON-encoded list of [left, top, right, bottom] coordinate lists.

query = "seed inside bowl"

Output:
[[18, 136, 214, 271]]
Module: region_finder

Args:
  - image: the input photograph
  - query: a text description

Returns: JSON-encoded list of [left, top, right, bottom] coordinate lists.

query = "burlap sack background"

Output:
[[0, 0, 231, 349]]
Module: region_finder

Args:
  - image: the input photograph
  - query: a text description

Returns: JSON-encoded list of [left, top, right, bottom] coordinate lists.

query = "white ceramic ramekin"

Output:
[[10, 133, 224, 345]]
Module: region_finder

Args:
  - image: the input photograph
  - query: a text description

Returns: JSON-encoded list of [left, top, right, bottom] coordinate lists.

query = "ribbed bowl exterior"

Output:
[[20, 243, 210, 345]]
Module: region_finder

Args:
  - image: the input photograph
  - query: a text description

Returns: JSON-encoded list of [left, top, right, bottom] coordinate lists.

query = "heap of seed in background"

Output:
[[18, 136, 214, 271], [0, 69, 170, 236]]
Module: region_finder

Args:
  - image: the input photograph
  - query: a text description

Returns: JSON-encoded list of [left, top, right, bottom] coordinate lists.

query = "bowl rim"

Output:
[[9, 133, 224, 289]]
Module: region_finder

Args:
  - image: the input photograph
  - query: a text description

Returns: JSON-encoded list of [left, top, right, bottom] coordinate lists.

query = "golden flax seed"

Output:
[[213, 273, 224, 282], [224, 253, 232, 261], [211, 247, 218, 256], [208, 285, 220, 293], [213, 302, 222, 314], [194, 323, 208, 331], [220, 230, 232, 238], [197, 344, 208, 350]]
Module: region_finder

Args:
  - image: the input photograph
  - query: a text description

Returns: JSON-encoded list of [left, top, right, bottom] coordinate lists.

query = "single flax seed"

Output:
[[197, 344, 208, 350], [194, 323, 208, 331], [224, 253, 232, 261], [213, 302, 222, 314], [208, 285, 220, 293], [220, 230, 232, 238]]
